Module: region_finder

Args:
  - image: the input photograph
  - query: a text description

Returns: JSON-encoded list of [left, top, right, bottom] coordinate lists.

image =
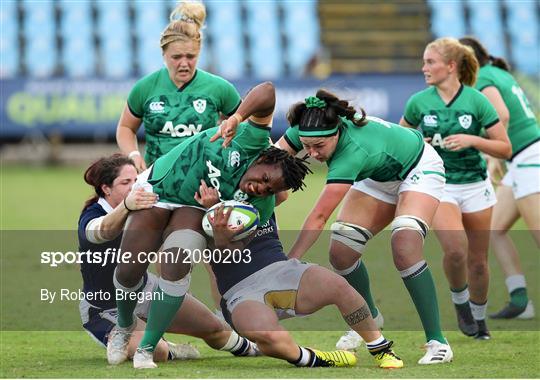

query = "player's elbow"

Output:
[[252, 82, 276, 118]]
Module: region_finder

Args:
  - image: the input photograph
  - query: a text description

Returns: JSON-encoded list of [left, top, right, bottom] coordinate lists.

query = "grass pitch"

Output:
[[1, 164, 539, 378]]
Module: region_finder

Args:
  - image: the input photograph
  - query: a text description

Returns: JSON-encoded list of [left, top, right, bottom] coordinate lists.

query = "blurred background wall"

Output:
[[1, 0, 538, 163]]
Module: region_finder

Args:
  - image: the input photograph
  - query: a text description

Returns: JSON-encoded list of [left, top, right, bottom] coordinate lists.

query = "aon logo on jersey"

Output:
[[206, 160, 222, 197], [159, 121, 203, 137]]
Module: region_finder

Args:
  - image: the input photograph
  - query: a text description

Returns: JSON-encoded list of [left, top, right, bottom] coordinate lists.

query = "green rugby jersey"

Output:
[[127, 68, 241, 165], [148, 121, 275, 224], [404, 85, 499, 184], [476, 64, 540, 158], [284, 116, 425, 184]]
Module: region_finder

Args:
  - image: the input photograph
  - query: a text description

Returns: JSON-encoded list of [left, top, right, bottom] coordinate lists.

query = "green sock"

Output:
[[139, 287, 185, 352], [342, 261, 379, 318], [510, 288, 528, 308], [116, 283, 144, 328], [402, 264, 446, 343]]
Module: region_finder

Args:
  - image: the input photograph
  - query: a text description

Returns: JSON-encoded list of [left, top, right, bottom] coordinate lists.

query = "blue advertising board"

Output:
[[0, 75, 426, 141]]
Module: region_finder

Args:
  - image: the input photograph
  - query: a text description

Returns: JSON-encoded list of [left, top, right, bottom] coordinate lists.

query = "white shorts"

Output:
[[441, 178, 496, 213], [352, 143, 446, 205], [135, 166, 205, 211], [501, 140, 540, 199], [79, 273, 158, 347], [222, 259, 314, 319]]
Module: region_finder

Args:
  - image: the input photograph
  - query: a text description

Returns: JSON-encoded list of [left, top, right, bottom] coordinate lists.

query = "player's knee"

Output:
[[162, 229, 206, 255], [158, 275, 191, 297], [331, 275, 357, 302], [390, 215, 429, 257], [391, 215, 429, 241], [114, 265, 144, 290], [331, 221, 372, 254], [252, 330, 287, 347], [444, 243, 467, 260]]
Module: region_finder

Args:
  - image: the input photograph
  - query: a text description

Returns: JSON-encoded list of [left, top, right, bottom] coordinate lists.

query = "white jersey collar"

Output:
[[97, 197, 114, 214]]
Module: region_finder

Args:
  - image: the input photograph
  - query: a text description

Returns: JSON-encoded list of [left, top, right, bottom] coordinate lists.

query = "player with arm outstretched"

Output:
[[276, 90, 453, 365]]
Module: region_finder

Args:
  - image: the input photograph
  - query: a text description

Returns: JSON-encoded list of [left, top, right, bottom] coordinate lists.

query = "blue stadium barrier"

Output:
[[282, 0, 320, 76], [504, 0, 539, 75], [427, 0, 466, 38], [95, 1, 131, 78], [244, 1, 283, 79], [60, 0, 95, 78], [467, 0, 506, 58], [0, 75, 427, 141], [22, 0, 56, 77], [0, 0, 18, 78], [205, 0, 245, 79]]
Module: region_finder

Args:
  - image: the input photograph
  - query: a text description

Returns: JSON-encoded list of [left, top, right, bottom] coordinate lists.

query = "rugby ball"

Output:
[[202, 200, 260, 241]]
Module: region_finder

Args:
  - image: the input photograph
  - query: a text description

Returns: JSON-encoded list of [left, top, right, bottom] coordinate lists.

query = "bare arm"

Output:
[[211, 82, 276, 146], [275, 136, 300, 155], [399, 117, 415, 128], [116, 104, 146, 172], [482, 86, 510, 128], [288, 183, 351, 259], [86, 189, 158, 243]]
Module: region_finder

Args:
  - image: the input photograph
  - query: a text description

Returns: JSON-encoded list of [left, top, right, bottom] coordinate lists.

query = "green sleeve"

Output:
[[475, 73, 496, 92], [231, 120, 271, 155], [251, 196, 275, 225], [326, 148, 368, 184], [476, 92, 500, 129], [218, 80, 242, 116], [403, 96, 420, 127], [126, 78, 148, 118], [283, 126, 303, 152]]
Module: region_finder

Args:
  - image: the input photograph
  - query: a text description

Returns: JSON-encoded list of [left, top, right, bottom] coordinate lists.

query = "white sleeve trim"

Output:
[[85, 216, 108, 244]]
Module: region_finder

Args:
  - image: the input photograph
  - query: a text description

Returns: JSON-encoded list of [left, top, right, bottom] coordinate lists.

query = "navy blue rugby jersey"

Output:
[[211, 214, 287, 295], [78, 199, 146, 309]]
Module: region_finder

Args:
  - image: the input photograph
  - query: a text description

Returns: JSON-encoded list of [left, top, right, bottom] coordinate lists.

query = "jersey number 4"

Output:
[[430, 133, 446, 149]]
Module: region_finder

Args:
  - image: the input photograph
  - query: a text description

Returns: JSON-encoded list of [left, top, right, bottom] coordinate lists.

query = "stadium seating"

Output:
[[466, 0, 507, 58], [282, 1, 320, 76], [244, 1, 283, 78], [21, 0, 56, 77], [133, 1, 167, 75], [1, 1, 537, 79], [0, 0, 18, 78], [504, 0, 539, 75], [205, 0, 245, 79], [60, 0, 95, 78], [427, 0, 466, 39], [95, 1, 132, 78]]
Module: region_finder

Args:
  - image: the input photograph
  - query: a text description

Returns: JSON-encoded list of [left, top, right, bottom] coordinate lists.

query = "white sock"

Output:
[[470, 300, 487, 321], [505, 274, 527, 294], [451, 286, 470, 305]]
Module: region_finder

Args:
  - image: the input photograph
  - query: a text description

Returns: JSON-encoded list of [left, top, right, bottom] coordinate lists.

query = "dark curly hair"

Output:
[[256, 146, 312, 192]]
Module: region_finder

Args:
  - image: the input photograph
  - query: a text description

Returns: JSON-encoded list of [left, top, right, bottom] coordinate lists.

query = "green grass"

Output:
[[1, 164, 539, 378]]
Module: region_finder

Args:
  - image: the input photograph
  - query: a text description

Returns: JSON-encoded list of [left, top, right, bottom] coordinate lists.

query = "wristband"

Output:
[[123, 198, 134, 212], [128, 150, 141, 159], [231, 113, 243, 124]]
